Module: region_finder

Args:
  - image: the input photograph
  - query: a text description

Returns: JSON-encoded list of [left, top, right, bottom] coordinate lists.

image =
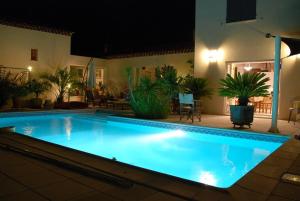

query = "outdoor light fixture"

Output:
[[244, 64, 252, 71], [67, 83, 71, 89], [281, 173, 300, 185], [27, 66, 32, 72], [205, 49, 223, 62]]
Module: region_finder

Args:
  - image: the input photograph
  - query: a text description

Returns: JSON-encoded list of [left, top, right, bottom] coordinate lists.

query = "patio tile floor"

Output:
[[164, 114, 300, 137]]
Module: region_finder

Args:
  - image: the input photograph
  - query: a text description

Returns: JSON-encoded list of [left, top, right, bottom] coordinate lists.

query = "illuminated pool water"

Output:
[[0, 113, 288, 188]]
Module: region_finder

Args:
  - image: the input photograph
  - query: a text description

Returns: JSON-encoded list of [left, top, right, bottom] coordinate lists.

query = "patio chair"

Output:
[[179, 93, 194, 123], [288, 100, 300, 124]]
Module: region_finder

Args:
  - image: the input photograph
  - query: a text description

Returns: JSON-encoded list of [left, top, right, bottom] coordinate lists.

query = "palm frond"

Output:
[[219, 72, 270, 102]]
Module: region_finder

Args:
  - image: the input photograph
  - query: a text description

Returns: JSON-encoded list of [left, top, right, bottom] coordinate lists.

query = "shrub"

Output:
[[182, 75, 213, 100], [127, 67, 171, 119], [155, 65, 182, 99], [28, 79, 51, 99], [42, 67, 74, 103], [0, 72, 14, 107]]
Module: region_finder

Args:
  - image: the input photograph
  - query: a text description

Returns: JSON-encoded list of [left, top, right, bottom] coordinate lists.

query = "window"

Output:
[[95, 68, 103, 79], [70, 66, 84, 79], [226, 0, 256, 23], [31, 49, 38, 61], [95, 68, 104, 86]]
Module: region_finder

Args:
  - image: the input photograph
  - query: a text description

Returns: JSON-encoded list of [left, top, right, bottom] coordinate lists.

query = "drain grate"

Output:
[[281, 173, 300, 185]]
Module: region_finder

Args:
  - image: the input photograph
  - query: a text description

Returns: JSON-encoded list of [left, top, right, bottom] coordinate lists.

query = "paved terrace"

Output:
[[0, 111, 300, 201], [165, 114, 300, 137]]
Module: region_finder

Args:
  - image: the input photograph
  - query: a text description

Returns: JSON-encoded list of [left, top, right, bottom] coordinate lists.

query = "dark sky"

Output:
[[0, 1, 195, 58]]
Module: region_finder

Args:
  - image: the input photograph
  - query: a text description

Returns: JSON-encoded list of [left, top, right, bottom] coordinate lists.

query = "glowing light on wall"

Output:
[[27, 66, 32, 72], [243, 64, 252, 71], [281, 43, 291, 58], [204, 49, 224, 62]]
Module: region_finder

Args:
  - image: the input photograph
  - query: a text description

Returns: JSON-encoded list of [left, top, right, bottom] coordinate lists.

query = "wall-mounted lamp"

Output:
[[27, 66, 32, 72], [205, 49, 223, 62], [244, 64, 253, 71]]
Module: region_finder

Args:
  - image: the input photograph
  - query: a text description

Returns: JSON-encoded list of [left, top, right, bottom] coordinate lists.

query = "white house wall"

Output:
[[195, 0, 300, 119], [105, 53, 194, 96], [0, 24, 71, 75]]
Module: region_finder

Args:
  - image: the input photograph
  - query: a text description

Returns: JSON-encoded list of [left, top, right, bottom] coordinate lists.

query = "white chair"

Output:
[[179, 93, 194, 122], [288, 101, 300, 124]]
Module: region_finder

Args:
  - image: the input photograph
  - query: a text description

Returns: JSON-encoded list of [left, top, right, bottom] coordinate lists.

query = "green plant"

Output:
[[182, 75, 213, 100], [187, 59, 194, 75], [0, 72, 15, 107], [42, 67, 74, 103], [155, 65, 182, 98], [28, 79, 51, 99], [9, 73, 30, 108], [219, 72, 270, 106], [126, 67, 171, 119], [70, 79, 85, 96]]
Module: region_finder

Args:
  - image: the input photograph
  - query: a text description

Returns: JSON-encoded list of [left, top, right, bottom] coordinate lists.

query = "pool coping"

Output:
[[107, 115, 289, 143], [0, 111, 300, 201]]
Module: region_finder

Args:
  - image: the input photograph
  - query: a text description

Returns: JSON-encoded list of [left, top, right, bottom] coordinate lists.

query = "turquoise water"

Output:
[[0, 114, 287, 188]]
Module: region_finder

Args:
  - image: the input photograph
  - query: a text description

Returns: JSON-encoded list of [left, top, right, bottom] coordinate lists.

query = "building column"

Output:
[[269, 35, 281, 133]]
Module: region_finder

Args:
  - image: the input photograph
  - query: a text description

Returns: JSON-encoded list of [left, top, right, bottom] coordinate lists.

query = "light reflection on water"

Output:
[[199, 171, 218, 186], [23, 125, 34, 136], [65, 117, 72, 141]]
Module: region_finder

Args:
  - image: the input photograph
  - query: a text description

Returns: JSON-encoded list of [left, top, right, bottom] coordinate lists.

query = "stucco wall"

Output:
[[280, 56, 300, 119], [0, 24, 71, 76], [195, 0, 300, 119], [105, 53, 194, 96]]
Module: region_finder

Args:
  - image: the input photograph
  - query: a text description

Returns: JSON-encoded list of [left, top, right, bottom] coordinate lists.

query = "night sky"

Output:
[[0, 1, 195, 58]]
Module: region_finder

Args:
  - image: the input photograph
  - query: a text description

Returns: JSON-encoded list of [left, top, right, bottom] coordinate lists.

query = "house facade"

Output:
[[194, 0, 300, 120], [0, 22, 71, 75], [0, 22, 193, 100]]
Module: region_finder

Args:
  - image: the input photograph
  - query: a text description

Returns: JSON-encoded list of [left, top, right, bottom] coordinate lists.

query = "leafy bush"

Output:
[[219, 72, 270, 106], [0, 72, 14, 107], [182, 75, 213, 100], [28, 79, 51, 98], [155, 65, 182, 98], [42, 67, 74, 103], [0, 72, 30, 108], [127, 67, 171, 119]]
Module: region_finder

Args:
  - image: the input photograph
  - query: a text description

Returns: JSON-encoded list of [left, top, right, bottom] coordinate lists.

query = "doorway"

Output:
[[225, 61, 274, 117]]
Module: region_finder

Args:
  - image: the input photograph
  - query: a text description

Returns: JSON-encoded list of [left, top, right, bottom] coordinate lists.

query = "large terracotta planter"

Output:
[[230, 105, 254, 128]]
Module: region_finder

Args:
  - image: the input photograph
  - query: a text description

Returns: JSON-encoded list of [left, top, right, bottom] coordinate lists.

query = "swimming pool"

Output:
[[0, 112, 289, 188]]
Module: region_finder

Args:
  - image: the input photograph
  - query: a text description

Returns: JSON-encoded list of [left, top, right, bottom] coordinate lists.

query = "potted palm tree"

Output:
[[10, 73, 30, 109], [219, 72, 270, 128], [28, 79, 51, 108]]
